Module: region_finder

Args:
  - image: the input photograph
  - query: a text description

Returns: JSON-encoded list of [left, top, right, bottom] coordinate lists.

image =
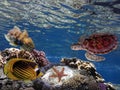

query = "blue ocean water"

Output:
[[0, 0, 120, 86]]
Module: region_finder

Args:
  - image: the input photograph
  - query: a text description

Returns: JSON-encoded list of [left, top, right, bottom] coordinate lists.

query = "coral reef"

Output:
[[33, 58, 115, 90], [31, 49, 50, 67], [0, 57, 116, 90], [61, 57, 104, 82], [0, 48, 49, 67], [0, 27, 116, 90], [0, 77, 34, 90]]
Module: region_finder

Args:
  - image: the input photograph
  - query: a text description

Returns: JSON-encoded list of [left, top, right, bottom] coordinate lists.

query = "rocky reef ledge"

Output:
[[0, 58, 116, 90]]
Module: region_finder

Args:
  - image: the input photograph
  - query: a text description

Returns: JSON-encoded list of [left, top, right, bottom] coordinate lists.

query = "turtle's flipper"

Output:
[[85, 52, 105, 62]]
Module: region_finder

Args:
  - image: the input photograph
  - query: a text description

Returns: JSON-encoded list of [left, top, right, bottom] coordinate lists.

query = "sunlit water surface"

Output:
[[0, 0, 120, 87]]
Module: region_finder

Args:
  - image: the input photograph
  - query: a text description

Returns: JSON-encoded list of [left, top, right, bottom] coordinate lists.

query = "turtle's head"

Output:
[[71, 43, 83, 50]]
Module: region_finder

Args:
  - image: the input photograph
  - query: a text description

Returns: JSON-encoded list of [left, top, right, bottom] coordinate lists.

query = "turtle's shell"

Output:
[[81, 33, 118, 54]]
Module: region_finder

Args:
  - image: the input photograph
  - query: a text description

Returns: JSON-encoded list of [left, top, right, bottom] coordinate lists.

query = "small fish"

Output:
[[4, 58, 43, 80], [5, 26, 35, 51], [20, 37, 35, 52], [4, 34, 23, 46], [18, 30, 28, 40]]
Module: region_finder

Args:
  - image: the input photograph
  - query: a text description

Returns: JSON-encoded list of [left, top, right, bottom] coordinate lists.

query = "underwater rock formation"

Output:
[[0, 48, 49, 89], [0, 77, 35, 90], [31, 49, 50, 67], [33, 58, 115, 90], [0, 51, 116, 90], [0, 48, 49, 67]]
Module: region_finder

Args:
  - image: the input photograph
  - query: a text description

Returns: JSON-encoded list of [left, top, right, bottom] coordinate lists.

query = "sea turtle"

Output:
[[71, 33, 118, 61]]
